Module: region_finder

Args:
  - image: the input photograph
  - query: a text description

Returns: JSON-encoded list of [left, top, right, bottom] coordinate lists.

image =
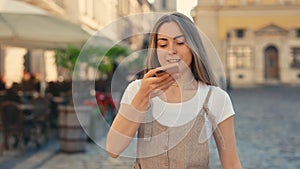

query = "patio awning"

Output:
[[0, 0, 90, 49]]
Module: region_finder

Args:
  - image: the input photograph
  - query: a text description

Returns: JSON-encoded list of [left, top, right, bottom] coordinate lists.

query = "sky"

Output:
[[176, 0, 197, 21]]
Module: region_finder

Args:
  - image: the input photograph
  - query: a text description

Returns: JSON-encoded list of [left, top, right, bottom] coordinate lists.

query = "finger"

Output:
[[153, 76, 175, 91], [144, 68, 172, 80], [148, 76, 175, 98], [145, 73, 171, 85], [140, 71, 174, 95], [143, 68, 160, 78]]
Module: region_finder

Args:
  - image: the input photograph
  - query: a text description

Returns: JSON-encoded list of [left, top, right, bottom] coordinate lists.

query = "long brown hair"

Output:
[[145, 12, 218, 86]]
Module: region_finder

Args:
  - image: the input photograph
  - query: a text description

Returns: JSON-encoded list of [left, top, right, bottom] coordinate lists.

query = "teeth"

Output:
[[168, 59, 180, 63]]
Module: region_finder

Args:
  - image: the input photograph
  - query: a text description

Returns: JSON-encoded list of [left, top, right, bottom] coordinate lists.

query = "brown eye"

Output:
[[176, 39, 185, 45], [157, 41, 167, 48], [159, 44, 167, 48], [157, 38, 168, 48]]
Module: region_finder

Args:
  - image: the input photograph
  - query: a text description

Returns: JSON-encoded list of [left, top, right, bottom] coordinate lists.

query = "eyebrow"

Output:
[[157, 35, 185, 41]]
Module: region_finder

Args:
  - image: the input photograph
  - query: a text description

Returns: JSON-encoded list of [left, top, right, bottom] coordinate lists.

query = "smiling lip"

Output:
[[167, 59, 180, 63]]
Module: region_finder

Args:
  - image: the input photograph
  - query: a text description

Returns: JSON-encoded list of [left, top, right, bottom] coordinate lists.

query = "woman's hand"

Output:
[[107, 68, 177, 158], [132, 68, 176, 112]]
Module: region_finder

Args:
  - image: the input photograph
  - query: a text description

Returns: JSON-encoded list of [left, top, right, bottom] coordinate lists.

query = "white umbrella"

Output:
[[0, 0, 90, 49]]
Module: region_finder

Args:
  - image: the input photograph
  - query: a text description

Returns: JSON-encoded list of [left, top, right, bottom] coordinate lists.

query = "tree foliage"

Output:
[[54, 45, 128, 75]]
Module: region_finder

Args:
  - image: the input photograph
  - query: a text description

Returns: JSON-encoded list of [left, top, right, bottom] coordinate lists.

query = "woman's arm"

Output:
[[214, 116, 242, 169], [106, 69, 176, 158], [106, 90, 150, 158]]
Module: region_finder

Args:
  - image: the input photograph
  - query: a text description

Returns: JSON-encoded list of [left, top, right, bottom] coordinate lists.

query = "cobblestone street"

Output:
[[229, 85, 300, 169], [1, 85, 300, 169]]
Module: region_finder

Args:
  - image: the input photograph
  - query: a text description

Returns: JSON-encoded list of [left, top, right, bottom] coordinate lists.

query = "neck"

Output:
[[173, 69, 196, 87]]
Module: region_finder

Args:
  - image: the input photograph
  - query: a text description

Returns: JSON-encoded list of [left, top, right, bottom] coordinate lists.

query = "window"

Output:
[[290, 47, 300, 68], [296, 29, 300, 38], [162, 0, 167, 9], [235, 29, 245, 38], [227, 46, 254, 69]]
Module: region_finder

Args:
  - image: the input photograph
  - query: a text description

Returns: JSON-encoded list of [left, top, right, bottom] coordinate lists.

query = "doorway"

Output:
[[264, 45, 279, 80]]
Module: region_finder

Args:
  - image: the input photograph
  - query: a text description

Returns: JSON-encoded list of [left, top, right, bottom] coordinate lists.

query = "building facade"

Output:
[[192, 0, 300, 87], [150, 0, 176, 12]]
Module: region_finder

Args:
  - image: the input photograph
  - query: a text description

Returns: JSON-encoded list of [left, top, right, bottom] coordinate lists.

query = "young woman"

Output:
[[107, 12, 242, 169]]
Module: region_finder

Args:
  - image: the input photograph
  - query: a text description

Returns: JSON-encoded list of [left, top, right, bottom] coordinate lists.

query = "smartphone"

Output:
[[154, 63, 179, 77]]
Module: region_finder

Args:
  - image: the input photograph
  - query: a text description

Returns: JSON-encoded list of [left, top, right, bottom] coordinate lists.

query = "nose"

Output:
[[168, 41, 177, 54]]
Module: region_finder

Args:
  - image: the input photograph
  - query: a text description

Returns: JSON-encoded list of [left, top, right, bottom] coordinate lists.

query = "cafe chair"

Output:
[[30, 97, 50, 148], [0, 101, 24, 154]]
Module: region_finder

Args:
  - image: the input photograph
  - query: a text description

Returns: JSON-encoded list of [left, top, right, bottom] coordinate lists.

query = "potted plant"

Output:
[[54, 44, 128, 152]]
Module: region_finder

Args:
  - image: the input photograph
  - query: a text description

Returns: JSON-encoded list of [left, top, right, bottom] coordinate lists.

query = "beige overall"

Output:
[[134, 87, 213, 169]]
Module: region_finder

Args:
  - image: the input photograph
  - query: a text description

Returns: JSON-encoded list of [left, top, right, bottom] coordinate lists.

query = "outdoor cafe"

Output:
[[0, 76, 116, 153], [0, 0, 119, 155]]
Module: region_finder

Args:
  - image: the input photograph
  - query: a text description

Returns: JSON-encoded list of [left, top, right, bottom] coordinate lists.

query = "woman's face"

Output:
[[156, 21, 193, 70]]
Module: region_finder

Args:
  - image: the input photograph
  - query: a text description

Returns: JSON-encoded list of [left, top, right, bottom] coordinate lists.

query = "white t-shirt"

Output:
[[120, 79, 235, 137]]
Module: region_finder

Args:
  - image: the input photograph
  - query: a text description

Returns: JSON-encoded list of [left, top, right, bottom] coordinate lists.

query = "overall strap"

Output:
[[203, 86, 213, 111], [143, 106, 153, 142], [201, 86, 225, 149]]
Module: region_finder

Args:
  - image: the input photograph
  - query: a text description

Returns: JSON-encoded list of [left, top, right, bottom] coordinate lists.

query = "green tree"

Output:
[[54, 45, 128, 78]]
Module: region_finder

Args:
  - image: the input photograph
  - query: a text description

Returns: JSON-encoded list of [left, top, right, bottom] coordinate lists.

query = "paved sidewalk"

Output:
[[1, 85, 300, 169], [0, 138, 134, 169], [0, 138, 223, 169], [36, 141, 133, 169], [230, 85, 300, 169], [0, 137, 60, 169]]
